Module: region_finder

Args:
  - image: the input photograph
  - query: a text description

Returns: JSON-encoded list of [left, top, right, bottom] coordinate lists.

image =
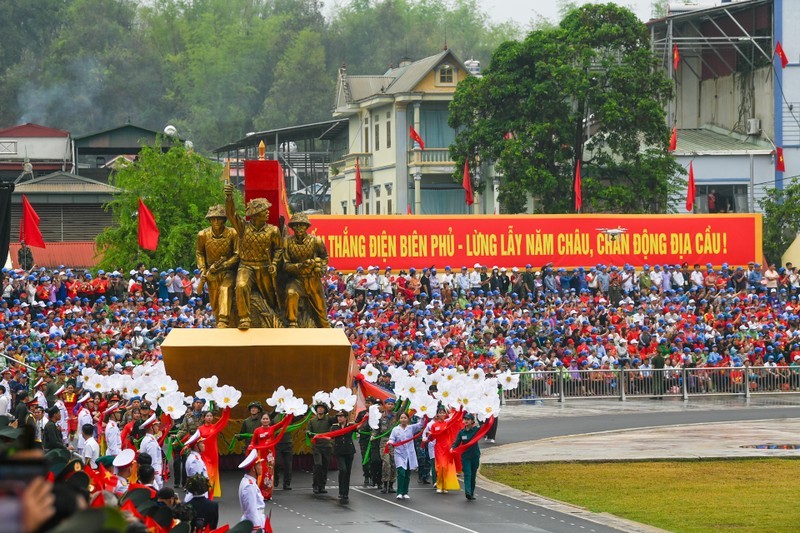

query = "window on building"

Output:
[[375, 124, 380, 151], [365, 202, 370, 215], [439, 64, 454, 84], [0, 141, 17, 154], [387, 199, 392, 214], [386, 121, 392, 149], [375, 201, 381, 214], [694, 184, 749, 213], [364, 117, 369, 152]]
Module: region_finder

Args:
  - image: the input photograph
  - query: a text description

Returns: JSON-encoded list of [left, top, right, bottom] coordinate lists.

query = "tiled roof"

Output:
[[0, 123, 70, 138], [13, 172, 121, 194], [675, 127, 773, 154]]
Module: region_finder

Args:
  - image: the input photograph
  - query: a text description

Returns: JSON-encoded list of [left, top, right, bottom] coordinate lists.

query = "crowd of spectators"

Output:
[[1, 260, 800, 403]]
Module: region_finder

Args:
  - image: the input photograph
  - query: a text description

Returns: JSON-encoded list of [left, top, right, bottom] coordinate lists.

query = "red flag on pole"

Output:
[[776, 41, 789, 69], [137, 198, 159, 251], [463, 160, 474, 206], [354, 157, 363, 210], [673, 44, 680, 72], [776, 147, 786, 172], [686, 162, 696, 212], [669, 126, 678, 151], [409, 126, 425, 150], [19, 195, 45, 248], [574, 160, 582, 212], [407, 203, 412, 215]]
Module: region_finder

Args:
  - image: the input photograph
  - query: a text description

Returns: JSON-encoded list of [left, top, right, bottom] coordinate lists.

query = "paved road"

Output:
[[206, 397, 800, 532]]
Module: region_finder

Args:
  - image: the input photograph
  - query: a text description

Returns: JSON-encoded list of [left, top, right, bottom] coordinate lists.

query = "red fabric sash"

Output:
[[451, 417, 494, 456], [354, 373, 396, 404], [252, 414, 294, 451], [383, 419, 428, 455], [311, 415, 368, 443], [427, 409, 464, 439]]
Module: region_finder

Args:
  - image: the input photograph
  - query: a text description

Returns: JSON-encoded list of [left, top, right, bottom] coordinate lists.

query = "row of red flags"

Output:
[[18, 195, 159, 251]]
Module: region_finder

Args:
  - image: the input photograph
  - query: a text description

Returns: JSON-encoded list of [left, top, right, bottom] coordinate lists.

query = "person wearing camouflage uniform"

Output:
[[282, 213, 330, 328], [196, 204, 239, 328]]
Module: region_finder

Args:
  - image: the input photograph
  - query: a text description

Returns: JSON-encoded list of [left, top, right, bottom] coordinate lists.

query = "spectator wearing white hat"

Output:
[[139, 413, 164, 489]]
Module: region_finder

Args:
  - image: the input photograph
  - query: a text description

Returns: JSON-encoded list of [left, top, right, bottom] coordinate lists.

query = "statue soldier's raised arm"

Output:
[[196, 205, 239, 328], [283, 213, 330, 328], [224, 183, 282, 330]]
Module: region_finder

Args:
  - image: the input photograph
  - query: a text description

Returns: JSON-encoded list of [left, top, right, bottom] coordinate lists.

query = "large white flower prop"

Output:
[[84, 374, 106, 394], [474, 395, 500, 422], [433, 380, 458, 409], [312, 391, 331, 408], [81, 367, 97, 381], [128, 378, 147, 400], [411, 361, 427, 378], [196, 376, 219, 402], [151, 376, 180, 400], [361, 363, 380, 383], [440, 367, 457, 383], [425, 368, 444, 388], [468, 367, 486, 383], [497, 370, 520, 391], [266, 386, 294, 411], [368, 404, 382, 430], [282, 396, 309, 417], [158, 392, 189, 420], [213, 385, 242, 408], [409, 393, 438, 417], [329, 386, 357, 412], [394, 375, 426, 400], [385, 365, 407, 382]]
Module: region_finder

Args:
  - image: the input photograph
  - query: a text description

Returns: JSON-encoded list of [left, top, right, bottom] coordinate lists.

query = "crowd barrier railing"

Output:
[[502, 366, 800, 403]]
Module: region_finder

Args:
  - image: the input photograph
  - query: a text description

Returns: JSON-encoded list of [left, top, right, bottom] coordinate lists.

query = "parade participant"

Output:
[[33, 378, 48, 410], [105, 405, 123, 456], [112, 448, 136, 498], [81, 423, 100, 468], [248, 412, 280, 500], [355, 396, 376, 487], [238, 449, 265, 530], [308, 402, 336, 495], [425, 408, 461, 494], [239, 401, 263, 443], [452, 413, 481, 501], [75, 393, 94, 455], [196, 204, 239, 328], [62, 383, 78, 437], [375, 397, 397, 494], [283, 213, 330, 328], [43, 406, 68, 453], [224, 183, 282, 329], [198, 405, 231, 498], [331, 411, 356, 503], [53, 385, 69, 443], [184, 430, 208, 501], [32, 405, 46, 448], [139, 413, 164, 489], [272, 409, 294, 491], [387, 411, 426, 500], [186, 474, 219, 531], [174, 397, 206, 488], [120, 407, 141, 450]]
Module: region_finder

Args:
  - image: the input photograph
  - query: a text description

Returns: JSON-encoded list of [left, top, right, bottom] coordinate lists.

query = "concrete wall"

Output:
[[0, 137, 71, 161]]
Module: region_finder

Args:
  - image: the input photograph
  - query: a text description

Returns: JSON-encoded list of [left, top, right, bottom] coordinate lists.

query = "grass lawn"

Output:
[[482, 459, 800, 533]]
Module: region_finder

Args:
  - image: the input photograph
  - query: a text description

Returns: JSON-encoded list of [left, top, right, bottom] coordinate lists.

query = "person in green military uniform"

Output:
[[651, 351, 666, 399], [308, 403, 336, 494], [331, 411, 356, 503], [239, 401, 263, 443], [374, 397, 397, 494], [452, 413, 481, 501]]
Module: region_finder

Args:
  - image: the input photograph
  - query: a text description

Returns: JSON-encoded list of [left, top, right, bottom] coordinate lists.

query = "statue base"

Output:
[[161, 328, 356, 421]]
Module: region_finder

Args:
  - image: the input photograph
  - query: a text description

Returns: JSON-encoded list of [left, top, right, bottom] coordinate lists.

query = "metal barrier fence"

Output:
[[503, 366, 800, 403]]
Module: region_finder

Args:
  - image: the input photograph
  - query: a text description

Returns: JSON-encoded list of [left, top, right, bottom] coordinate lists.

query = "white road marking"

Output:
[[351, 488, 481, 533]]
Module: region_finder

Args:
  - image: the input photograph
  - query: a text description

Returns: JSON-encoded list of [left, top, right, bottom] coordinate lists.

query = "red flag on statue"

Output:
[[574, 160, 582, 212], [776, 147, 786, 172], [19, 195, 45, 248], [776, 41, 789, 69], [355, 157, 363, 209], [669, 126, 677, 151], [410, 126, 425, 150], [686, 162, 696, 212], [137, 198, 159, 251], [463, 160, 474, 206], [673, 44, 680, 72]]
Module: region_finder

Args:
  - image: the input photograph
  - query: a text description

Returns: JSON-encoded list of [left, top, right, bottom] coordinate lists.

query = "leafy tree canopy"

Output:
[[449, 2, 683, 214], [759, 180, 800, 265], [95, 142, 242, 271]]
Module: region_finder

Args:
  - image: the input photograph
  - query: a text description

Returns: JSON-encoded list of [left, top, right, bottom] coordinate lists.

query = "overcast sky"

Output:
[[479, 0, 657, 26]]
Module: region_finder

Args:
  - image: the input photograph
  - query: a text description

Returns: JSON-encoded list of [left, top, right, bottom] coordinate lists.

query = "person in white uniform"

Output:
[[238, 448, 265, 531], [104, 402, 123, 456], [75, 393, 93, 455], [53, 386, 69, 443], [138, 413, 163, 490], [184, 430, 208, 502], [81, 423, 100, 468], [387, 412, 426, 500]]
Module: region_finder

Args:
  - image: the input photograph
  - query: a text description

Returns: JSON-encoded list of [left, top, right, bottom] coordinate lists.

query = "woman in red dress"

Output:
[[248, 413, 282, 500], [198, 406, 230, 499]]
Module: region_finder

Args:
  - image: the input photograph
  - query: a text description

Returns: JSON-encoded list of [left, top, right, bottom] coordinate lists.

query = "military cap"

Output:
[[288, 212, 311, 228], [205, 204, 227, 219], [245, 197, 271, 216]]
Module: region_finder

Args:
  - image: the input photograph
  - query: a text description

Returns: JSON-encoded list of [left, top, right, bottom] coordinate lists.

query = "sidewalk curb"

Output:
[[476, 472, 672, 533]]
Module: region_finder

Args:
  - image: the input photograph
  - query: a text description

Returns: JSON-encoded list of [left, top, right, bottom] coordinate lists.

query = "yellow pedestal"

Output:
[[161, 328, 356, 421]]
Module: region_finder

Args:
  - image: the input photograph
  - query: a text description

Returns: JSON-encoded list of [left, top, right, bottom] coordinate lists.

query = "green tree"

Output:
[[96, 141, 238, 271], [449, 3, 683, 214], [759, 180, 800, 265]]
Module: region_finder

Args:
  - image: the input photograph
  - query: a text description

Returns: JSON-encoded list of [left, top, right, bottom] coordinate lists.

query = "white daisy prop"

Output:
[[474, 396, 500, 421], [394, 375, 426, 400], [368, 403, 382, 430], [196, 376, 219, 402], [282, 396, 309, 417], [329, 386, 357, 412], [361, 363, 380, 383], [266, 386, 294, 411], [409, 393, 438, 417], [158, 392, 188, 420], [213, 385, 242, 408], [84, 375, 106, 394], [497, 370, 520, 391], [312, 391, 331, 408], [468, 367, 486, 382]]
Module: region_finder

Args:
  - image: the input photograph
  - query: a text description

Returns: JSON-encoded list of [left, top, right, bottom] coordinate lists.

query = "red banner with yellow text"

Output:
[[306, 214, 762, 271]]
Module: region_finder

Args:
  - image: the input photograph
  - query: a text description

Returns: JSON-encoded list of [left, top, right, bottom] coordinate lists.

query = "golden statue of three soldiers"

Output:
[[195, 182, 329, 329]]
